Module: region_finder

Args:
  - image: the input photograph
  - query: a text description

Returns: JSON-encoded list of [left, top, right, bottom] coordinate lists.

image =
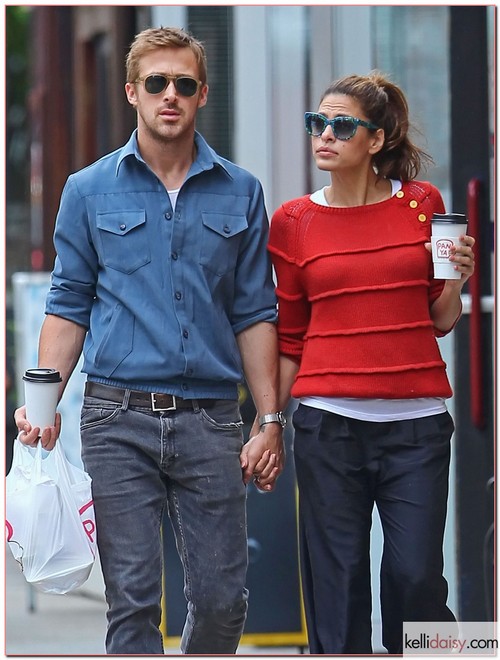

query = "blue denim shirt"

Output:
[[45, 130, 277, 399]]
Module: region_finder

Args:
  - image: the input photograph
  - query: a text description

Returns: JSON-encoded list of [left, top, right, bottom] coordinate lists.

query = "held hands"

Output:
[[240, 421, 285, 493], [426, 234, 476, 287], [14, 405, 61, 451]]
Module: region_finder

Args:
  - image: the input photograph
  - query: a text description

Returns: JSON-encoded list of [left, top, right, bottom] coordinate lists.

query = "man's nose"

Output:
[[162, 80, 177, 99]]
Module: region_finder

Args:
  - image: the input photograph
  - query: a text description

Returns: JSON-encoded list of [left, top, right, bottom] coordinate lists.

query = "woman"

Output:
[[268, 71, 475, 654]]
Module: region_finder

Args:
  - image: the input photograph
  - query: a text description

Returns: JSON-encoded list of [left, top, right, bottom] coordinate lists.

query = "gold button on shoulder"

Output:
[[409, 200, 418, 208], [396, 190, 405, 198], [418, 214, 427, 223]]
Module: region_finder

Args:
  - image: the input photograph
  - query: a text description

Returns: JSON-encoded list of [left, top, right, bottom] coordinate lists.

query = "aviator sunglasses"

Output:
[[305, 112, 379, 141], [135, 74, 202, 97]]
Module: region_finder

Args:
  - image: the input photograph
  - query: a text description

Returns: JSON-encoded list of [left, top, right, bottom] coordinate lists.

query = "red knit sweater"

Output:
[[268, 181, 454, 399]]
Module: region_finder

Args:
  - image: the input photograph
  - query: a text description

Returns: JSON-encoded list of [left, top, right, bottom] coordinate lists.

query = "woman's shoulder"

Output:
[[270, 194, 321, 239], [269, 195, 315, 259], [274, 194, 314, 219], [403, 180, 442, 200], [402, 180, 445, 213]]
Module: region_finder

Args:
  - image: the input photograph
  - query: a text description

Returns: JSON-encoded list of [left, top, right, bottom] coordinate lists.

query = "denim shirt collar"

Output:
[[115, 129, 233, 180]]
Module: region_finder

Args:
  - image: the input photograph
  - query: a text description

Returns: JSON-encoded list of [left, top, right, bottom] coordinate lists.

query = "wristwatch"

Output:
[[258, 412, 287, 429]]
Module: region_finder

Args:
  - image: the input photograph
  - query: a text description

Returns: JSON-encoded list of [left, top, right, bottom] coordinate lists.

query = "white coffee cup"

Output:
[[23, 368, 62, 435], [431, 213, 468, 279]]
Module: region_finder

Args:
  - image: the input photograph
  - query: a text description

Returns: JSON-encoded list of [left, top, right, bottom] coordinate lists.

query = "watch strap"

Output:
[[258, 412, 286, 428]]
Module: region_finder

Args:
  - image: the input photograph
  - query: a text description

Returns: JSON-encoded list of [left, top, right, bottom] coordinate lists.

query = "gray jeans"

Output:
[[80, 392, 249, 655]]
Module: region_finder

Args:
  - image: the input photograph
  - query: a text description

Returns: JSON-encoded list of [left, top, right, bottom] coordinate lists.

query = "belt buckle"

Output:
[[151, 393, 177, 412]]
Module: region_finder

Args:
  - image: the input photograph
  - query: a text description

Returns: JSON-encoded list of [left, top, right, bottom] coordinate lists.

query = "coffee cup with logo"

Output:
[[431, 213, 468, 280]]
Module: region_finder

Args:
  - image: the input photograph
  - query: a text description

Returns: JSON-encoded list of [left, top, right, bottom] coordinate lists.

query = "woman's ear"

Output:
[[368, 128, 385, 155]]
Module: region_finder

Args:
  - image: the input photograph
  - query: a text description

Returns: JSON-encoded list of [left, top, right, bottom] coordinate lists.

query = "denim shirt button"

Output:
[[171, 252, 178, 260], [183, 329, 189, 338], [164, 212, 172, 220], [175, 291, 182, 300], [182, 383, 188, 391], [223, 225, 231, 234], [120, 224, 126, 231]]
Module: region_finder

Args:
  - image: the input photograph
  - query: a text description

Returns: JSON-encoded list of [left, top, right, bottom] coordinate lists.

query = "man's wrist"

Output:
[[258, 412, 286, 429]]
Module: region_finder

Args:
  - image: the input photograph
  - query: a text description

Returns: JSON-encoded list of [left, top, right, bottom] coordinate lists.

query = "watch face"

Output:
[[277, 412, 286, 428]]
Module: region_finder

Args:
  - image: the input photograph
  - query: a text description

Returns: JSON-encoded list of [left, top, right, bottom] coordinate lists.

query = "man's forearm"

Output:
[[236, 321, 280, 416], [38, 314, 87, 401], [237, 321, 285, 491]]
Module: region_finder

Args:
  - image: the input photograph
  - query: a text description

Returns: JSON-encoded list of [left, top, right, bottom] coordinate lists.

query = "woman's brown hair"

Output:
[[321, 71, 432, 181]]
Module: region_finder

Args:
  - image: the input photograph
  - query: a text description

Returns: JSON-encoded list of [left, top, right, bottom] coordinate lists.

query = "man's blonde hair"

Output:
[[126, 26, 208, 84]]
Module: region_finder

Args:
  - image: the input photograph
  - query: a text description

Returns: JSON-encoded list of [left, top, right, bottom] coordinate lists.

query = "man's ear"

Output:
[[197, 83, 209, 110], [125, 82, 138, 108]]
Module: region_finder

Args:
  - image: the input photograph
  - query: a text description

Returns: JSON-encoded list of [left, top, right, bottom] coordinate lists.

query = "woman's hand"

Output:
[[425, 234, 475, 287], [448, 234, 475, 284]]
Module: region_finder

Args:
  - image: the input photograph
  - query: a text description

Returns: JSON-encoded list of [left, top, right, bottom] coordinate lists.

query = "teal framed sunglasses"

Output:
[[305, 112, 379, 141]]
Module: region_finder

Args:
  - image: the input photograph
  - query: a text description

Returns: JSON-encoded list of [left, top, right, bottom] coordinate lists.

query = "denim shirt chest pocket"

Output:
[[200, 213, 248, 276], [96, 211, 151, 274]]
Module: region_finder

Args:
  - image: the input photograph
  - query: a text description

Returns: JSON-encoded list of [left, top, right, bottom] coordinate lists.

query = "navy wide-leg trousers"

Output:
[[292, 404, 456, 655]]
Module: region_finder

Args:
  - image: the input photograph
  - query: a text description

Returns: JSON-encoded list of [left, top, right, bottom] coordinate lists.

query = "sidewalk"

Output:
[[5, 550, 108, 656], [5, 551, 300, 656]]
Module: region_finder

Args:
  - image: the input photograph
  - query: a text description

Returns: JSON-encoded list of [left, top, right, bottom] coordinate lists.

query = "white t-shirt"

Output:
[[167, 188, 180, 211], [300, 182, 447, 422]]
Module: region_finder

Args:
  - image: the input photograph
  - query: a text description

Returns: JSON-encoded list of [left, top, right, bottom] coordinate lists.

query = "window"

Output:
[[188, 6, 234, 160]]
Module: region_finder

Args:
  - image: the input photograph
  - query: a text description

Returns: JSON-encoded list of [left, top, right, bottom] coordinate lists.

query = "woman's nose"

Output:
[[321, 124, 336, 141]]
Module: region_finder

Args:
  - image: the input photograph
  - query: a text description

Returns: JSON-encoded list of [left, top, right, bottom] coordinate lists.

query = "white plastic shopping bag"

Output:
[[5, 437, 97, 594]]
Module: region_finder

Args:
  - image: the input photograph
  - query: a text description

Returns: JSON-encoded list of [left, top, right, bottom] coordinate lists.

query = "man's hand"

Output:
[[240, 424, 285, 492], [14, 404, 61, 451]]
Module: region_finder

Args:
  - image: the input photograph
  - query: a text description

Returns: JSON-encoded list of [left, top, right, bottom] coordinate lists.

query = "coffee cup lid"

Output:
[[23, 368, 62, 383], [432, 213, 467, 223]]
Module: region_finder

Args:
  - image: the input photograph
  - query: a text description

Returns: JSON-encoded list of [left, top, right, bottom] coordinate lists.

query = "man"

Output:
[[14, 26, 284, 655]]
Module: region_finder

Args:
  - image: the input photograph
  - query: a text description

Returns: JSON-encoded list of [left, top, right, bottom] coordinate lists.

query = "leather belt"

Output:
[[84, 382, 215, 412]]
